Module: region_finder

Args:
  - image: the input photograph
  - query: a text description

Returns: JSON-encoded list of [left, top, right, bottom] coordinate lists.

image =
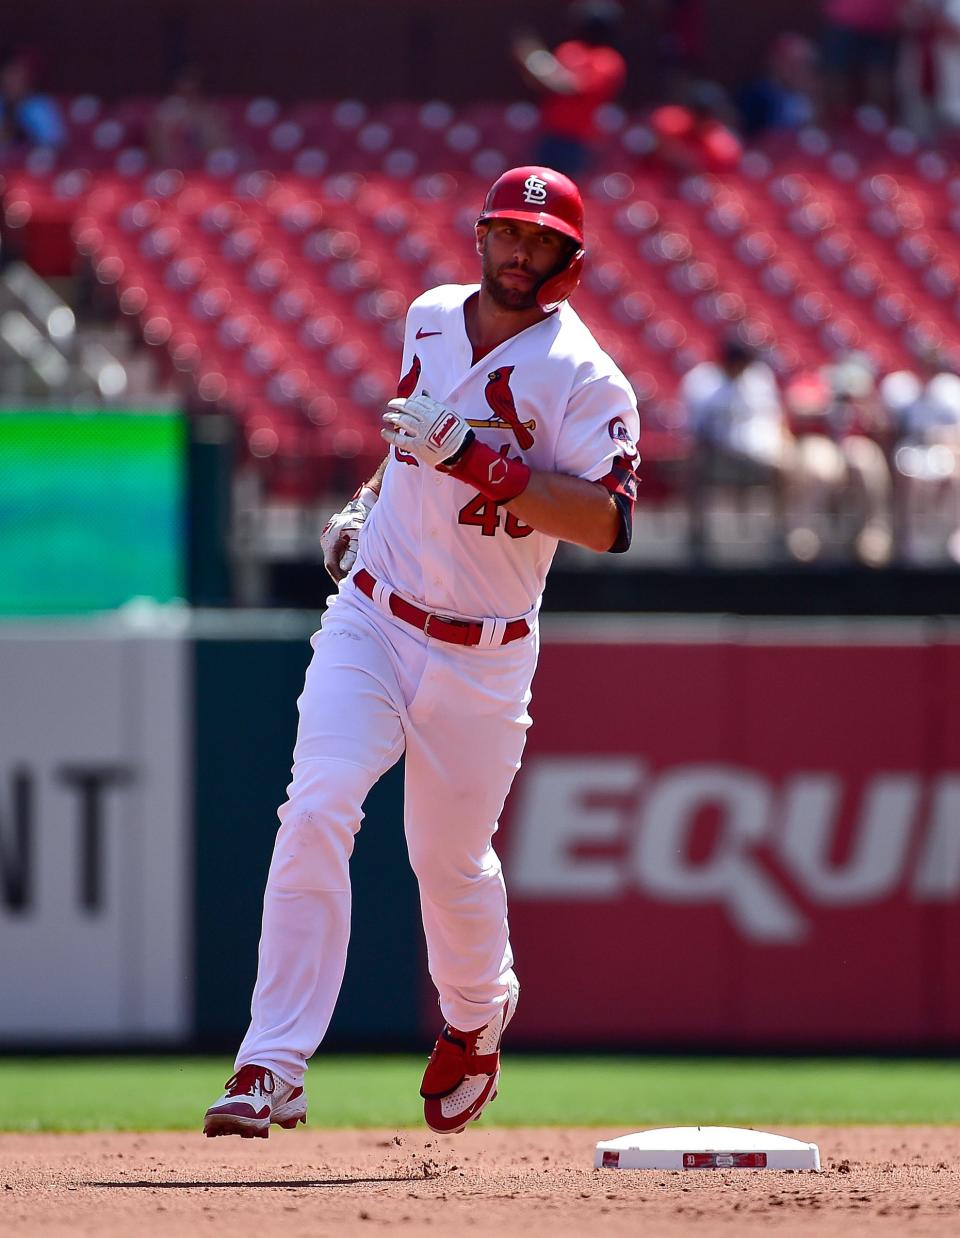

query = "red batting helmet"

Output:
[[477, 166, 585, 313]]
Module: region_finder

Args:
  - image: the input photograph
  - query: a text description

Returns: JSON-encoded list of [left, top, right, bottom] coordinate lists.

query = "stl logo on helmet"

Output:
[[522, 175, 548, 205]]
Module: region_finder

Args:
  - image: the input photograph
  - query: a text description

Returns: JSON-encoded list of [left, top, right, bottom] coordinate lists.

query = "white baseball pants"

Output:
[[235, 583, 535, 1086]]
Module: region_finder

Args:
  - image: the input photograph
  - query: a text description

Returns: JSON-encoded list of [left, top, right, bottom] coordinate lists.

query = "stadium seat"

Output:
[[7, 98, 960, 498]]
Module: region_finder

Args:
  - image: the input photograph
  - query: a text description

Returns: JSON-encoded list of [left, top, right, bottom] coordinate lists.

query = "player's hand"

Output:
[[381, 394, 474, 469], [320, 487, 377, 583]]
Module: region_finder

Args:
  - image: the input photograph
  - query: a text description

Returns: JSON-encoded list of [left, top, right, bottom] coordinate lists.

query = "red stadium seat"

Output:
[[10, 98, 960, 500]]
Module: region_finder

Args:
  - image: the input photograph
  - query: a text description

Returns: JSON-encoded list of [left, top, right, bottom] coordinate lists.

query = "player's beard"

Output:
[[480, 241, 564, 311]]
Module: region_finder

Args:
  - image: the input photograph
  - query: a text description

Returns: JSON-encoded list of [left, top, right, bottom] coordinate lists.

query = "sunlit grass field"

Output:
[[0, 1057, 958, 1132]]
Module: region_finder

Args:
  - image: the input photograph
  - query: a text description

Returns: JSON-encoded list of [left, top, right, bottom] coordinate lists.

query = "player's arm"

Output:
[[319, 455, 390, 583], [512, 35, 577, 95], [382, 395, 634, 554], [364, 454, 389, 495], [502, 470, 620, 553]]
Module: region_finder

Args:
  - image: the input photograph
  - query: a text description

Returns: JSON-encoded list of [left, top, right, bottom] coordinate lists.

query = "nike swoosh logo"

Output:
[[416, 328, 442, 339]]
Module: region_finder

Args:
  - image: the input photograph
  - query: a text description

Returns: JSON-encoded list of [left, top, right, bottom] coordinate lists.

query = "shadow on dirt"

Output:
[[87, 1174, 444, 1188]]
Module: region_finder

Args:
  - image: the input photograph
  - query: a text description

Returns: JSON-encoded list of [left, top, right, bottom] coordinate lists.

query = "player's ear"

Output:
[[475, 222, 489, 256]]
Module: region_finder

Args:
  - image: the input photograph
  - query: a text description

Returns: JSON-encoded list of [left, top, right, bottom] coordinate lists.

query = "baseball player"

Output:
[[203, 166, 640, 1139]]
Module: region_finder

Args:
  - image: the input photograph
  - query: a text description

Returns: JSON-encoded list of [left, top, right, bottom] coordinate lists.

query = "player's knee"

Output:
[[268, 811, 353, 891], [281, 756, 371, 825], [407, 835, 501, 896], [406, 841, 441, 888], [269, 758, 370, 891]]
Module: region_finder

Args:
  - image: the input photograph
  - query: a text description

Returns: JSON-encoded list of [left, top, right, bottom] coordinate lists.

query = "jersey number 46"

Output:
[[458, 492, 533, 539]]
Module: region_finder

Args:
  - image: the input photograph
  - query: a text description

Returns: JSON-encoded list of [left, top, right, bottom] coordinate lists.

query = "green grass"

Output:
[[0, 1056, 958, 1133]]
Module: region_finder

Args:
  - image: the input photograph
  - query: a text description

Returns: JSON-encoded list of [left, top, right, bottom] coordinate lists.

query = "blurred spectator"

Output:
[[821, 0, 903, 119], [737, 34, 821, 137], [150, 67, 230, 168], [512, 1, 626, 178], [784, 354, 894, 566], [645, 0, 709, 97], [648, 82, 743, 175], [882, 354, 960, 562], [0, 49, 66, 155], [898, 0, 960, 135], [681, 336, 795, 557]]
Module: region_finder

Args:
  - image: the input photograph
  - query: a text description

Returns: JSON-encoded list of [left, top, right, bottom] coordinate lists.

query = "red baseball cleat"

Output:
[[203, 1064, 307, 1138], [420, 975, 519, 1135]]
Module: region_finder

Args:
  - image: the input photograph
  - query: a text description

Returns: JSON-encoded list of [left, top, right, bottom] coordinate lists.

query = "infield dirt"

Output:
[[2, 1126, 958, 1236]]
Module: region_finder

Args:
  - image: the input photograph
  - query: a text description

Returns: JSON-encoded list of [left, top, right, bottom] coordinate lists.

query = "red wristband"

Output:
[[443, 438, 531, 502]]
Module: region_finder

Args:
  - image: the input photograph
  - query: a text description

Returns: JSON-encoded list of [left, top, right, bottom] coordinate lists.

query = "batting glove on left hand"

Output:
[[381, 394, 474, 469], [320, 486, 377, 583]]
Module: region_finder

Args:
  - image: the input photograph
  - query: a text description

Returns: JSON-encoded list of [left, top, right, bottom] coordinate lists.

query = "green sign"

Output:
[[0, 411, 185, 614]]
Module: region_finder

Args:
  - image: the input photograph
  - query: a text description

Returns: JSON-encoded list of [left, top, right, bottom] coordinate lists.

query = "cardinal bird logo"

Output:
[[468, 366, 535, 449], [396, 353, 422, 399], [393, 354, 422, 467]]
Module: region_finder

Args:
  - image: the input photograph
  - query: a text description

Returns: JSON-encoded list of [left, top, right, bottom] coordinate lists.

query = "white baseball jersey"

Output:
[[357, 283, 641, 620]]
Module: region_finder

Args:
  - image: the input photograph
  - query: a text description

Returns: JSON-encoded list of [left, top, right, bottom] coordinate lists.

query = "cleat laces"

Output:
[[224, 1065, 276, 1099], [421, 1024, 499, 1099]]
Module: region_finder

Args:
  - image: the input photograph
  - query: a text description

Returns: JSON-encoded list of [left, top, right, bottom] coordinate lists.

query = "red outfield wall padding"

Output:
[[497, 634, 960, 1049]]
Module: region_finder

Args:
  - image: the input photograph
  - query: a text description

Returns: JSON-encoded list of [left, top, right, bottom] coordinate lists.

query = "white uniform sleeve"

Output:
[[554, 370, 641, 482]]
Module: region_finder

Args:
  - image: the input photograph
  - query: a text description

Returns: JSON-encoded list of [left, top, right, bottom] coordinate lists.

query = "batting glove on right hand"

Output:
[[320, 486, 377, 583]]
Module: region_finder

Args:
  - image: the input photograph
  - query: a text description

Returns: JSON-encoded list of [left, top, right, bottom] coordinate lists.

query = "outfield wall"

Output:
[[502, 619, 960, 1050], [0, 624, 192, 1043], [1, 613, 958, 1050]]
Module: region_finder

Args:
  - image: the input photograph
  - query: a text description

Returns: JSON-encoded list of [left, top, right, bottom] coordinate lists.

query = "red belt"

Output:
[[354, 568, 529, 647]]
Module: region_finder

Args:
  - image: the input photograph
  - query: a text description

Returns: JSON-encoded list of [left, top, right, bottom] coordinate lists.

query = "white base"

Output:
[[595, 1126, 821, 1172]]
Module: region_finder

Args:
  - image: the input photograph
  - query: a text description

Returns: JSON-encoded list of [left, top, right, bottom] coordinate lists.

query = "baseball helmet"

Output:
[[477, 166, 585, 313]]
